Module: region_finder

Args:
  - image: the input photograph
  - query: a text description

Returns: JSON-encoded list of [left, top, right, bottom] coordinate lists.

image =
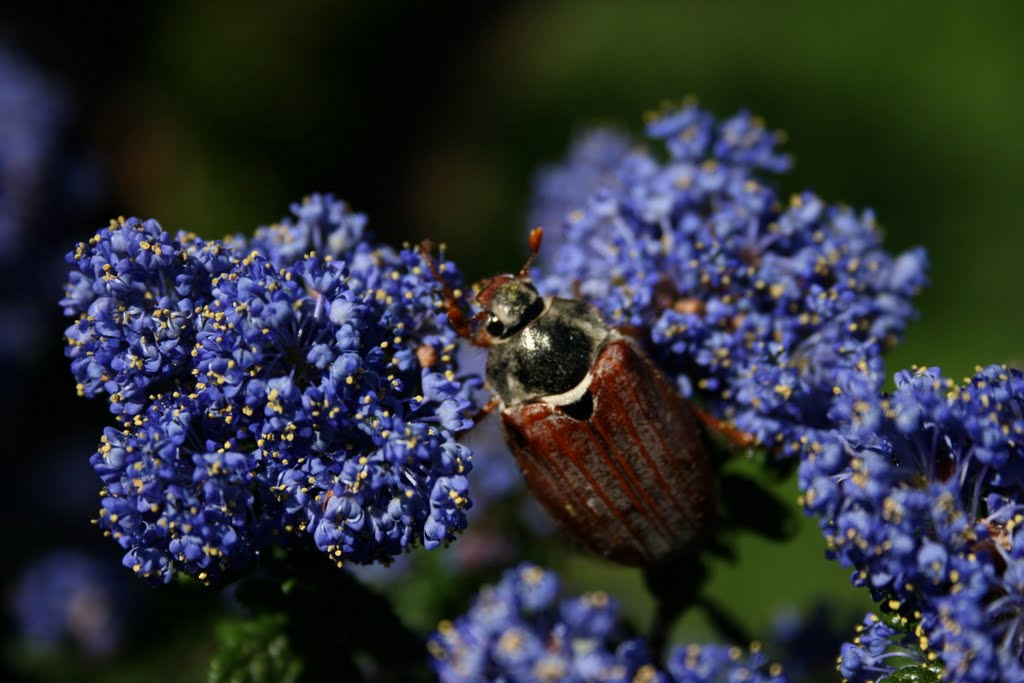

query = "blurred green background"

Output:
[[12, 0, 1020, 375], [4, 0, 1023, 679]]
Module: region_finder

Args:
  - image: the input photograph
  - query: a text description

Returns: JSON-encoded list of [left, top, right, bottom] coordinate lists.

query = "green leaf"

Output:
[[718, 471, 797, 542], [879, 663, 944, 683], [208, 613, 303, 683]]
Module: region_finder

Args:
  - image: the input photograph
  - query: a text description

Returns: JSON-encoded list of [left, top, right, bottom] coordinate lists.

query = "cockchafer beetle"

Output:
[[420, 228, 734, 566]]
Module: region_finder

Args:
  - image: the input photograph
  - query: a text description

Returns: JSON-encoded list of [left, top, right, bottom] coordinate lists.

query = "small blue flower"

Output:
[[429, 563, 787, 683], [530, 103, 926, 457]]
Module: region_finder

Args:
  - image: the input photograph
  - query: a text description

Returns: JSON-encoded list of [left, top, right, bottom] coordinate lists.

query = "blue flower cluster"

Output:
[[529, 128, 634, 241], [62, 195, 479, 583], [801, 365, 1024, 682], [0, 44, 68, 257], [531, 103, 926, 455], [10, 550, 128, 657], [429, 563, 787, 683]]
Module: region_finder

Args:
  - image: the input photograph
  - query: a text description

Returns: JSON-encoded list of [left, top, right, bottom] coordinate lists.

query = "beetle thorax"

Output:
[[484, 293, 611, 407]]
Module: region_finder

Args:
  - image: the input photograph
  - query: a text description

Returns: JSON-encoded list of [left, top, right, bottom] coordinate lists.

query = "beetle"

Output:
[[420, 228, 721, 566]]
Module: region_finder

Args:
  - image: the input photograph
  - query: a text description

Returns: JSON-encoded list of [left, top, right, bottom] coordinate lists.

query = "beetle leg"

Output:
[[471, 395, 501, 422], [689, 404, 756, 449], [418, 240, 475, 339], [454, 396, 501, 440]]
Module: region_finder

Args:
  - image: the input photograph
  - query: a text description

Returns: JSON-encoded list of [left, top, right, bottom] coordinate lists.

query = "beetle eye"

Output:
[[485, 316, 505, 338]]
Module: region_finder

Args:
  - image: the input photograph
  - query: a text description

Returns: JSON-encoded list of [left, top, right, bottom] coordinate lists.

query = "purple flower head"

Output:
[[64, 197, 483, 583], [61, 219, 236, 415], [429, 563, 786, 683], [90, 394, 285, 584], [245, 193, 368, 268], [530, 103, 926, 457], [9, 550, 130, 658], [0, 44, 69, 258], [529, 128, 634, 237], [801, 364, 1024, 682]]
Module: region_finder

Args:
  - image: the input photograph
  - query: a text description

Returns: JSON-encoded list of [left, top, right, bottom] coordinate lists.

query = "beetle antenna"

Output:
[[516, 226, 544, 280], [418, 240, 474, 339]]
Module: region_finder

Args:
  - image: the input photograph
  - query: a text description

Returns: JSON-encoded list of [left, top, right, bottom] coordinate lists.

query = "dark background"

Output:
[[3, 1, 1023, 680]]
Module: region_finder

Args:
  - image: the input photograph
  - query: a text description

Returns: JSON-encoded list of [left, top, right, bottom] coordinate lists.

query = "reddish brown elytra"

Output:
[[419, 229, 715, 566]]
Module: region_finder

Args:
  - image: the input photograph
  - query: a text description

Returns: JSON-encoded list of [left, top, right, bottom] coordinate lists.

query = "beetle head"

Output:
[[474, 275, 544, 342], [418, 227, 546, 347]]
